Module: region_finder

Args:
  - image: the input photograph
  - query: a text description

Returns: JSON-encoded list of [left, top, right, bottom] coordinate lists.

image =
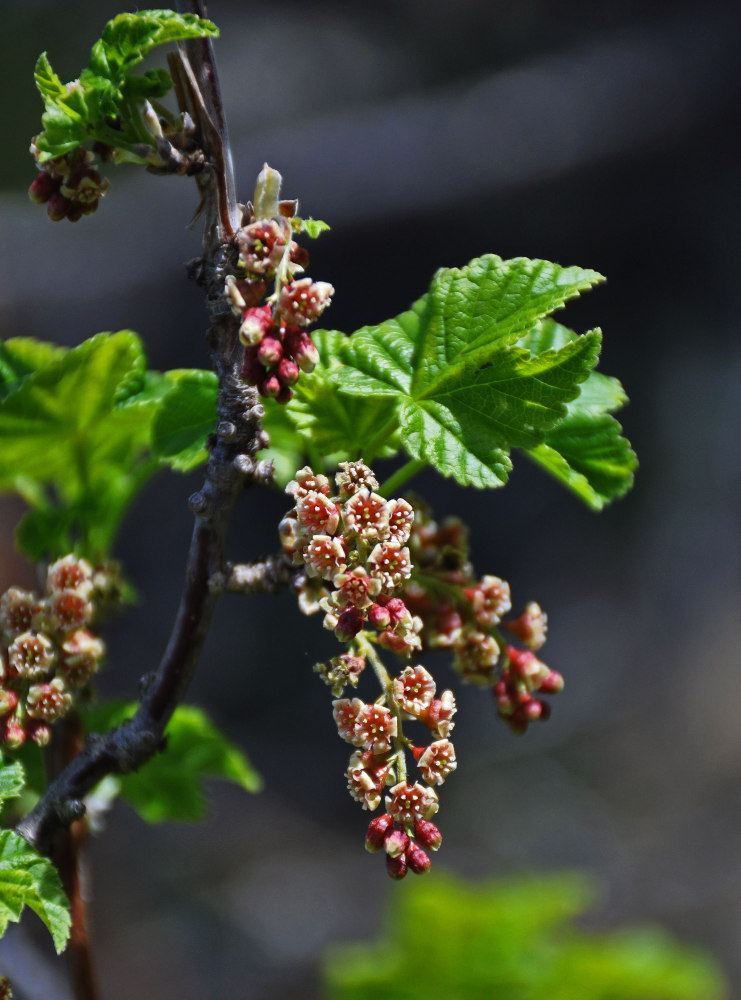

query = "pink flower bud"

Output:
[[257, 337, 283, 367], [277, 358, 300, 386], [383, 827, 410, 858], [407, 844, 431, 875], [367, 603, 391, 630], [386, 853, 408, 880], [239, 305, 273, 346], [365, 813, 394, 852], [259, 375, 282, 398], [414, 819, 442, 851], [335, 605, 364, 642], [284, 329, 319, 372]]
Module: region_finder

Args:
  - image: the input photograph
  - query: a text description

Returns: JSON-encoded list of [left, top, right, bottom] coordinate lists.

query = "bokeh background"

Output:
[[1, 0, 741, 997]]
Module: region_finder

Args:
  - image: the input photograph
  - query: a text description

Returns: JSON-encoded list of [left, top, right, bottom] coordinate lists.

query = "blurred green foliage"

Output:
[[324, 872, 727, 1000]]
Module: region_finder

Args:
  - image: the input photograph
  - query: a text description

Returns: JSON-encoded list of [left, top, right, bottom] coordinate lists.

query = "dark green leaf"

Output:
[[151, 369, 218, 472], [0, 830, 70, 953], [85, 702, 262, 823]]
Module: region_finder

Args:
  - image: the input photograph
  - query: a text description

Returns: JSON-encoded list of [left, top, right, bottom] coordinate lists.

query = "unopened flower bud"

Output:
[[365, 813, 395, 852], [413, 819, 442, 851], [407, 844, 431, 875], [383, 827, 410, 858], [257, 337, 283, 367], [386, 852, 408, 880], [335, 606, 364, 642]]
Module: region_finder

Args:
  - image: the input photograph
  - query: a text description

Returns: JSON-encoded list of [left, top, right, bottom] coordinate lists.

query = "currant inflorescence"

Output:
[[0, 556, 108, 749], [280, 462, 565, 878], [226, 166, 334, 404]]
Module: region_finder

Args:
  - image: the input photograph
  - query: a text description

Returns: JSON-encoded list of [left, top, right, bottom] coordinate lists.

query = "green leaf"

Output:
[[33, 11, 217, 162], [0, 331, 145, 492], [33, 53, 67, 104], [297, 217, 331, 239], [520, 320, 637, 509], [324, 873, 727, 1000], [151, 369, 218, 472], [0, 338, 68, 401], [0, 332, 169, 560], [262, 330, 402, 482], [326, 256, 603, 489], [0, 830, 70, 953], [85, 702, 262, 823], [0, 760, 26, 808], [90, 10, 218, 81]]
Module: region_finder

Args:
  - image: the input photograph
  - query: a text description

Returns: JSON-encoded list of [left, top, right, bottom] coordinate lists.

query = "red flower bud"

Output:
[[407, 844, 431, 874], [335, 606, 364, 642], [257, 337, 283, 367], [365, 813, 394, 852], [386, 852, 408, 880], [29, 171, 59, 204], [367, 603, 391, 630], [383, 827, 410, 858], [413, 819, 442, 851]]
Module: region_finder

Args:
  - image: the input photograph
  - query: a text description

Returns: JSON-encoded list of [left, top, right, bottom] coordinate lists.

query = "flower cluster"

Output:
[[402, 501, 563, 733], [283, 463, 458, 879], [0, 556, 106, 748], [280, 462, 420, 652], [28, 142, 109, 222], [227, 165, 334, 404]]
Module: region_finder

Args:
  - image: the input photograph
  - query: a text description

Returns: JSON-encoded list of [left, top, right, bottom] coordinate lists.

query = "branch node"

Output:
[[233, 454, 254, 476]]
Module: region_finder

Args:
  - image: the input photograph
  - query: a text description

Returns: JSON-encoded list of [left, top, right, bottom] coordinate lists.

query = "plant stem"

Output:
[[355, 634, 407, 784], [16, 0, 263, 859], [46, 714, 99, 1000], [378, 459, 426, 498]]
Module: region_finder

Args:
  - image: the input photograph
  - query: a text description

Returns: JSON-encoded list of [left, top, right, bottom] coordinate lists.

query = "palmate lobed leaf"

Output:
[[34, 11, 217, 161], [85, 702, 262, 823], [89, 10, 218, 80], [0, 331, 148, 493], [150, 369, 218, 472], [0, 821, 70, 954], [325, 255, 610, 491], [520, 320, 637, 508]]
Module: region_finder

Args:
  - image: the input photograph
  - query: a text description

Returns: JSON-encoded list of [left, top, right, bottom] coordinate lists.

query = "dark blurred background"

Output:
[[1, 1, 741, 997]]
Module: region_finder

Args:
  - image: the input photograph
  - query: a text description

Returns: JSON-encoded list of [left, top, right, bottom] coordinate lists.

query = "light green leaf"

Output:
[[85, 702, 262, 823], [33, 53, 67, 104], [0, 338, 68, 401], [262, 330, 401, 480], [90, 10, 218, 80], [298, 218, 331, 238], [0, 830, 70, 953], [0, 761, 25, 808], [151, 369, 218, 472], [520, 320, 637, 508], [0, 331, 145, 492], [325, 873, 727, 1000]]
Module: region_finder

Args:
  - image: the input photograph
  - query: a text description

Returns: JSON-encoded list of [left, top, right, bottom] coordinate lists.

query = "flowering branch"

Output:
[[15, 2, 257, 859]]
